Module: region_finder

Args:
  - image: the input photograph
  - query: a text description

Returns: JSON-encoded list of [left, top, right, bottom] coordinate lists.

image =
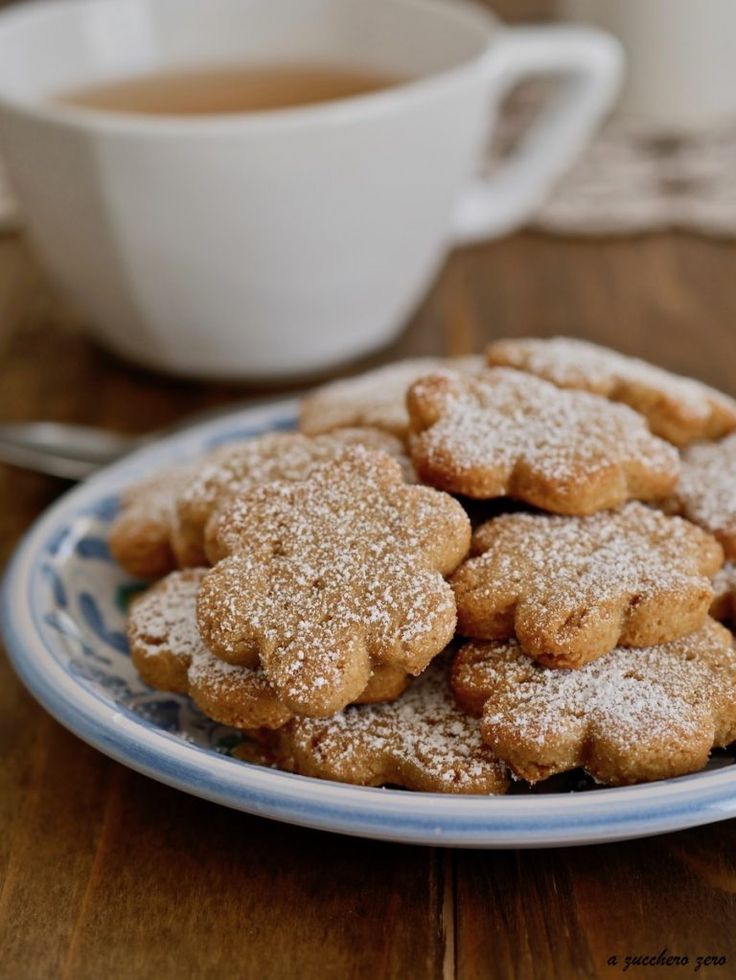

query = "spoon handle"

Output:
[[0, 422, 138, 480], [0, 395, 294, 481]]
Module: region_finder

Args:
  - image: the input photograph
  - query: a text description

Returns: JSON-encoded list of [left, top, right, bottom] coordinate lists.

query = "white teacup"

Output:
[[0, 0, 621, 379]]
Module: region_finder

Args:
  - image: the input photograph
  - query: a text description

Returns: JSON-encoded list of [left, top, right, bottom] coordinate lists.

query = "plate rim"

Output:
[[3, 396, 736, 848]]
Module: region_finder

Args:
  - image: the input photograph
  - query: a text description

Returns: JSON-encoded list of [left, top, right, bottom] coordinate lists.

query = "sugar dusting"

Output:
[[457, 619, 736, 754], [120, 467, 192, 525], [179, 429, 412, 528], [713, 561, 736, 603], [284, 656, 508, 792], [199, 448, 468, 711], [487, 336, 736, 431], [110, 466, 195, 576], [458, 501, 717, 621], [676, 433, 736, 544], [129, 567, 204, 668], [130, 568, 277, 696], [410, 368, 679, 493], [300, 355, 483, 437]]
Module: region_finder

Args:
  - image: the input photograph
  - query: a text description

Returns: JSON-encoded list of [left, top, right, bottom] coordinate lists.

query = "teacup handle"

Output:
[[452, 25, 623, 243]]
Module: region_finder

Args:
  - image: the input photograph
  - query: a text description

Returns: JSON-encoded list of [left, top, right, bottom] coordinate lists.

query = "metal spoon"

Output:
[[0, 397, 289, 481]]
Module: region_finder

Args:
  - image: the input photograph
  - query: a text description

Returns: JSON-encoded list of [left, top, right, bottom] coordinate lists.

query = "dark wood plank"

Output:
[[1, 728, 445, 980], [455, 828, 736, 980]]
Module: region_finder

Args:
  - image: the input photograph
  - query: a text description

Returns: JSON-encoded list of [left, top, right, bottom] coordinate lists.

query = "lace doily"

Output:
[[532, 121, 736, 237]]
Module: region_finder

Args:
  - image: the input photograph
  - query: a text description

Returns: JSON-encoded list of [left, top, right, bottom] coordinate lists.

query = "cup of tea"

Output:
[[0, 0, 621, 379]]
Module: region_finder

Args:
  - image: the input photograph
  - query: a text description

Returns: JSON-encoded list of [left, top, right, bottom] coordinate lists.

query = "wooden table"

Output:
[[2, 230, 736, 980]]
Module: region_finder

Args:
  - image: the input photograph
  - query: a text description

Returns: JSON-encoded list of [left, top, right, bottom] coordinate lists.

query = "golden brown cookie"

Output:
[[175, 428, 413, 567], [672, 433, 736, 558], [299, 355, 483, 439], [110, 428, 411, 576], [198, 446, 471, 717], [487, 336, 736, 446], [407, 368, 680, 512], [451, 502, 723, 667], [128, 569, 409, 730], [109, 468, 193, 580], [273, 656, 509, 794], [128, 568, 292, 729], [452, 619, 736, 786], [711, 562, 736, 626]]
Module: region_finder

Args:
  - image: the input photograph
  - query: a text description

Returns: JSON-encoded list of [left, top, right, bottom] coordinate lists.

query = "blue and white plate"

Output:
[[3, 399, 736, 848]]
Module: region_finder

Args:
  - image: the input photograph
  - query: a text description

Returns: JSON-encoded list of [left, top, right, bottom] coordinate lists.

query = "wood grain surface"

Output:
[[2, 231, 736, 980]]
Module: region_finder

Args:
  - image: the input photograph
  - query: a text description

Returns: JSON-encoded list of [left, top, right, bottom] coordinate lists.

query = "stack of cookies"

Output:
[[111, 340, 736, 794]]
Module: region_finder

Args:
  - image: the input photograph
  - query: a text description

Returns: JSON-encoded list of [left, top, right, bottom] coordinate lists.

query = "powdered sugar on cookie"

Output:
[[299, 355, 483, 439], [109, 467, 194, 579], [198, 447, 470, 717], [130, 566, 204, 668], [673, 432, 736, 558], [452, 619, 736, 785], [175, 428, 413, 566], [487, 336, 736, 446], [274, 656, 509, 794], [128, 568, 293, 730], [407, 368, 679, 512], [451, 502, 723, 667]]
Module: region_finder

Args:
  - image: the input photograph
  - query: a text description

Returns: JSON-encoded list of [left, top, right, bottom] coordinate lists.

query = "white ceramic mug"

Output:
[[560, 0, 736, 133], [0, 0, 621, 379]]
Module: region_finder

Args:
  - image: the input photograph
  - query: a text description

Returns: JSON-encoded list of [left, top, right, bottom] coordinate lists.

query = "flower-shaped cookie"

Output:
[[487, 336, 736, 446], [129, 568, 293, 730], [407, 368, 679, 512], [299, 355, 483, 439], [128, 569, 409, 730], [672, 433, 736, 558], [175, 428, 412, 567], [711, 562, 736, 626], [451, 619, 736, 785], [273, 656, 509, 794], [109, 428, 410, 577], [109, 468, 193, 579], [451, 502, 723, 668], [197, 447, 471, 716]]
